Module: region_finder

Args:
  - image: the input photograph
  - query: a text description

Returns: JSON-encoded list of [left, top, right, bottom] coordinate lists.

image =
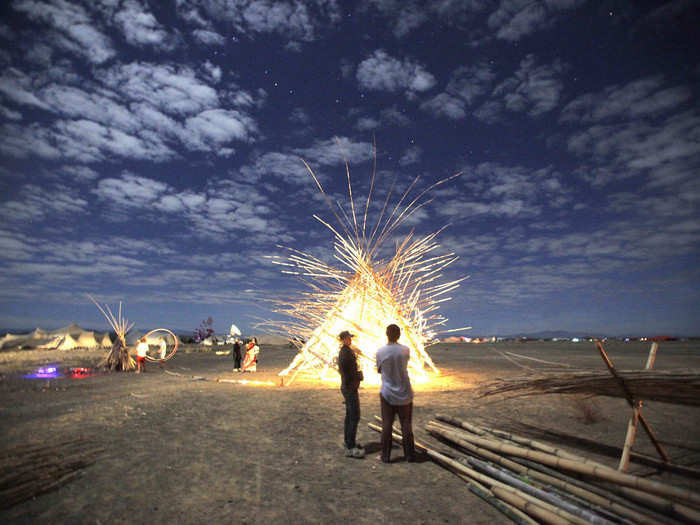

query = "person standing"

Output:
[[158, 337, 167, 369], [338, 330, 364, 458], [233, 339, 242, 372], [136, 337, 148, 374], [376, 324, 415, 463], [241, 338, 259, 372]]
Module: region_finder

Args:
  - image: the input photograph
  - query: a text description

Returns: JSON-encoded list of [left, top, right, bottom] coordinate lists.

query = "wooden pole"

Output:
[[367, 422, 538, 525], [425, 423, 700, 514], [619, 342, 659, 471], [368, 423, 587, 525], [596, 341, 670, 463], [426, 421, 664, 525]]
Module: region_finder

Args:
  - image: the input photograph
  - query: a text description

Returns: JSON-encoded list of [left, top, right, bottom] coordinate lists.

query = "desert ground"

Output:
[[1, 340, 699, 524]]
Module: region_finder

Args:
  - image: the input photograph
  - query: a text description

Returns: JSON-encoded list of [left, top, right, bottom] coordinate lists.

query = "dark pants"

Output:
[[234, 355, 241, 369], [380, 395, 415, 462], [341, 388, 360, 449]]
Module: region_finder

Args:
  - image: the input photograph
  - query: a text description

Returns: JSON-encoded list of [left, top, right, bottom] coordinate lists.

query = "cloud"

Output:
[[355, 116, 380, 131], [0, 183, 88, 223], [356, 50, 436, 95], [560, 76, 693, 122], [435, 162, 572, 219], [487, 0, 585, 41], [183, 109, 259, 150], [420, 62, 497, 120], [364, 0, 489, 37], [421, 93, 466, 120], [471, 54, 564, 122], [12, 0, 115, 63], [98, 62, 220, 116], [58, 165, 99, 181], [0, 68, 51, 110], [567, 110, 700, 186], [193, 29, 226, 45], [177, 0, 341, 44], [399, 145, 422, 166], [114, 0, 176, 50], [294, 137, 374, 167]]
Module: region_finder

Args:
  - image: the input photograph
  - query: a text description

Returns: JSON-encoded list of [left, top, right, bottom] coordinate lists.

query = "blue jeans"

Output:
[[341, 389, 360, 449]]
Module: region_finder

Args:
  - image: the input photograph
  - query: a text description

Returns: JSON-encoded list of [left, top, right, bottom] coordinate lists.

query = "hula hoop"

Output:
[[143, 328, 179, 362]]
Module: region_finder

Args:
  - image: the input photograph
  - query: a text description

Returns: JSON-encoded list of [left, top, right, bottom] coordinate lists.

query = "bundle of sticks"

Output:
[[369, 415, 700, 524], [0, 438, 102, 510], [476, 369, 700, 406]]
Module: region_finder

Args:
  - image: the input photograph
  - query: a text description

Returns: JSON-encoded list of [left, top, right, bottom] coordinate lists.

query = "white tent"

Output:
[[37, 335, 63, 349], [56, 333, 79, 351], [0, 333, 28, 350], [98, 332, 113, 348], [76, 331, 99, 349], [49, 323, 83, 337]]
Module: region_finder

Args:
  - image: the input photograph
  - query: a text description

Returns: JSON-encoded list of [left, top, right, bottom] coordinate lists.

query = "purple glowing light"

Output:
[[25, 365, 61, 379]]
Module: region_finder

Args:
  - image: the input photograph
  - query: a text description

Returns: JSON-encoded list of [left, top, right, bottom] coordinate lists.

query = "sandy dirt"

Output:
[[1, 340, 699, 524]]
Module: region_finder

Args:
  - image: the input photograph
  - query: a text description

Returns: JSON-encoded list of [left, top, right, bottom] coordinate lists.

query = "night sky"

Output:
[[0, 0, 698, 337]]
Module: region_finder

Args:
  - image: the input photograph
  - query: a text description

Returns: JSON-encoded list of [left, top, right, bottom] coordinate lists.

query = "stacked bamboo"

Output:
[[476, 370, 700, 406], [369, 415, 700, 524], [0, 439, 102, 509]]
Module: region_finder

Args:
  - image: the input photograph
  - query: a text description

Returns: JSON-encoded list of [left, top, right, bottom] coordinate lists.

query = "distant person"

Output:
[[241, 338, 259, 372], [158, 337, 167, 369], [338, 330, 364, 458], [233, 339, 242, 372], [376, 324, 415, 463], [136, 337, 148, 374]]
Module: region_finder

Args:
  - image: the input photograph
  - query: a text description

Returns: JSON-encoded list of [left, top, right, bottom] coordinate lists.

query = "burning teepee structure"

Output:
[[89, 296, 135, 371], [268, 150, 468, 385]]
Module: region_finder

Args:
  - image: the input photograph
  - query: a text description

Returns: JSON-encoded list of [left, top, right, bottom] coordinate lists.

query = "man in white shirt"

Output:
[[375, 324, 416, 463]]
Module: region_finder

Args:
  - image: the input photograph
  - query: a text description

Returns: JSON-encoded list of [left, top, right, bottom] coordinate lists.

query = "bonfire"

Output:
[[268, 149, 469, 385], [89, 296, 135, 371]]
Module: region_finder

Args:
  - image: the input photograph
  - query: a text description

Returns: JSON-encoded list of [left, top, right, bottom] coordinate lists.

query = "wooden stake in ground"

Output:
[[619, 342, 658, 471], [596, 340, 670, 464]]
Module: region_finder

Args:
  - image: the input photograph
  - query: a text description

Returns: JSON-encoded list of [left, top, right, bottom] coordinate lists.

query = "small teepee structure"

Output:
[[89, 296, 135, 371]]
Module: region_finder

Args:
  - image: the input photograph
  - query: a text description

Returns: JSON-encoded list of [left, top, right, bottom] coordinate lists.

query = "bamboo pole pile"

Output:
[[369, 414, 700, 524], [0, 439, 102, 509], [476, 369, 700, 406]]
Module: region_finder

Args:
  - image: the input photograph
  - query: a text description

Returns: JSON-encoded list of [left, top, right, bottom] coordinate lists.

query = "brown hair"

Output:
[[386, 324, 400, 342]]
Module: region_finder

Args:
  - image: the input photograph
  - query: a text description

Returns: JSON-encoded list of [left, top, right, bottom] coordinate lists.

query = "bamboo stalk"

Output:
[[426, 422, 663, 525], [425, 424, 700, 511], [468, 455, 614, 525], [468, 481, 538, 525], [368, 423, 576, 525], [509, 457, 680, 525], [498, 420, 700, 479], [491, 487, 571, 525], [436, 414, 584, 461], [596, 341, 670, 463]]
